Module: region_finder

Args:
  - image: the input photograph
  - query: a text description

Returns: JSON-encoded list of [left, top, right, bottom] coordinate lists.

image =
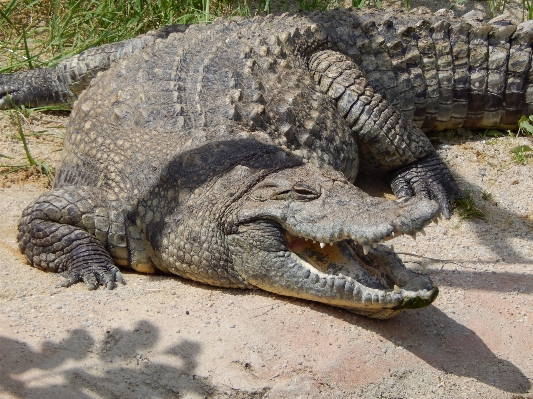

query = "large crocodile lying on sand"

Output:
[[4, 8, 533, 318]]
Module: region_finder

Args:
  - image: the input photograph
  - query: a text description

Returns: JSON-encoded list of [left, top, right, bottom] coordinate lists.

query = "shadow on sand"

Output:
[[306, 301, 532, 394], [0, 320, 213, 398]]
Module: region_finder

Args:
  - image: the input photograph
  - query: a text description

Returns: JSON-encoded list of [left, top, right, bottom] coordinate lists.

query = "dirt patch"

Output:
[[0, 110, 65, 188], [1, 2, 533, 398]]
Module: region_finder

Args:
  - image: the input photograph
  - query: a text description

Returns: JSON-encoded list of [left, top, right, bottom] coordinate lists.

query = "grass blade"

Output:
[[13, 111, 36, 166], [21, 27, 34, 70]]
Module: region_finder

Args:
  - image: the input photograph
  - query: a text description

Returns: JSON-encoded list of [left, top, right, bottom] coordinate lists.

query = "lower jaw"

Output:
[[286, 238, 438, 319]]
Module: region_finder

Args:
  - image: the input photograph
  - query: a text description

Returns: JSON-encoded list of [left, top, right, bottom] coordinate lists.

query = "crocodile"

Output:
[[7, 8, 533, 318]]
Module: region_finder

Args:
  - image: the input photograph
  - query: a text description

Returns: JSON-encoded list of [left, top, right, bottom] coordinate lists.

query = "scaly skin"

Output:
[[2, 9, 532, 129], [19, 150, 441, 319], [0, 25, 188, 108], [11, 9, 533, 318], [3, 9, 533, 210]]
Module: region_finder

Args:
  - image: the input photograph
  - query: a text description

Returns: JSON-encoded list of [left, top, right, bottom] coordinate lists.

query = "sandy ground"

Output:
[[1, 2, 533, 398]]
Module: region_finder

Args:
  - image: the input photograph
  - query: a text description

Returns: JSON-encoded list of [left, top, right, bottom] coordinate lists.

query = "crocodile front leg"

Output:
[[388, 153, 461, 219], [308, 49, 461, 216], [17, 187, 125, 289]]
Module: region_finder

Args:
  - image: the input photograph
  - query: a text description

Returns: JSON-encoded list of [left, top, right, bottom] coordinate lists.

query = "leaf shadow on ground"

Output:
[[0, 320, 213, 398]]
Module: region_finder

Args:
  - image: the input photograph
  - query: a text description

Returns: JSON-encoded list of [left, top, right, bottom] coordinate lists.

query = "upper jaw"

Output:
[[237, 182, 441, 247]]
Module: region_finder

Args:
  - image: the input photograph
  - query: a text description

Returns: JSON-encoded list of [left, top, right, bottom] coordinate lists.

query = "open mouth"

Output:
[[286, 232, 438, 319], [234, 177, 442, 319]]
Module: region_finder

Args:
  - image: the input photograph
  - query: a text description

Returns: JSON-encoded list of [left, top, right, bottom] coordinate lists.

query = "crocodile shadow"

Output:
[[451, 174, 533, 263], [358, 306, 532, 393], [0, 320, 213, 398], [287, 298, 532, 394]]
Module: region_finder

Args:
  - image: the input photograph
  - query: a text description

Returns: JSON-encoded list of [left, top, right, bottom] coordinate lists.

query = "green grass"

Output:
[[510, 144, 532, 164], [454, 190, 487, 220], [0, 0, 267, 73], [0, 93, 63, 183], [524, 0, 533, 20], [487, 0, 507, 18], [481, 190, 493, 201], [517, 114, 533, 136]]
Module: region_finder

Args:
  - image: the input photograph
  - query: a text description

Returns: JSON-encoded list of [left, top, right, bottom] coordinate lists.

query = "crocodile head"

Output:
[[226, 163, 440, 319]]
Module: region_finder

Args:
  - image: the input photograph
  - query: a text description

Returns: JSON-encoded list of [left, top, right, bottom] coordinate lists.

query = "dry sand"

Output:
[[0, 2, 532, 398]]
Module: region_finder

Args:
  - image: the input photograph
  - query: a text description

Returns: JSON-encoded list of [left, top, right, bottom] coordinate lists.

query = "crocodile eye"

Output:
[[251, 179, 320, 201], [294, 188, 317, 195], [269, 188, 320, 201], [251, 180, 291, 201], [293, 182, 320, 199], [271, 183, 320, 201]]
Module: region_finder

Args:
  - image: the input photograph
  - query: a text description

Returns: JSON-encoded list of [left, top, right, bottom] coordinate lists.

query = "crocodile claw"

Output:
[[58, 265, 126, 290], [50, 237, 127, 290], [389, 153, 462, 219]]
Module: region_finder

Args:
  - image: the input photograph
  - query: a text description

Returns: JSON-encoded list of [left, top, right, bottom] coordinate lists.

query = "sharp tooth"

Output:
[[393, 285, 401, 294], [320, 242, 326, 248], [372, 243, 378, 248], [363, 245, 371, 255], [304, 238, 308, 241], [410, 233, 417, 240], [390, 245, 394, 252], [433, 217, 439, 225], [420, 228, 426, 236], [391, 231, 395, 237], [329, 242, 333, 246]]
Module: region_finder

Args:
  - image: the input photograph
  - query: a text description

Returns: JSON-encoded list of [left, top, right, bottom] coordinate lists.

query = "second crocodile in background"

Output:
[[6, 8, 533, 318]]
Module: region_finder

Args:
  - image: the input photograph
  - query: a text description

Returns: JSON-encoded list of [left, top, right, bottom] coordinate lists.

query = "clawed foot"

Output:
[[55, 242, 126, 290], [389, 153, 462, 219], [58, 266, 126, 290]]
